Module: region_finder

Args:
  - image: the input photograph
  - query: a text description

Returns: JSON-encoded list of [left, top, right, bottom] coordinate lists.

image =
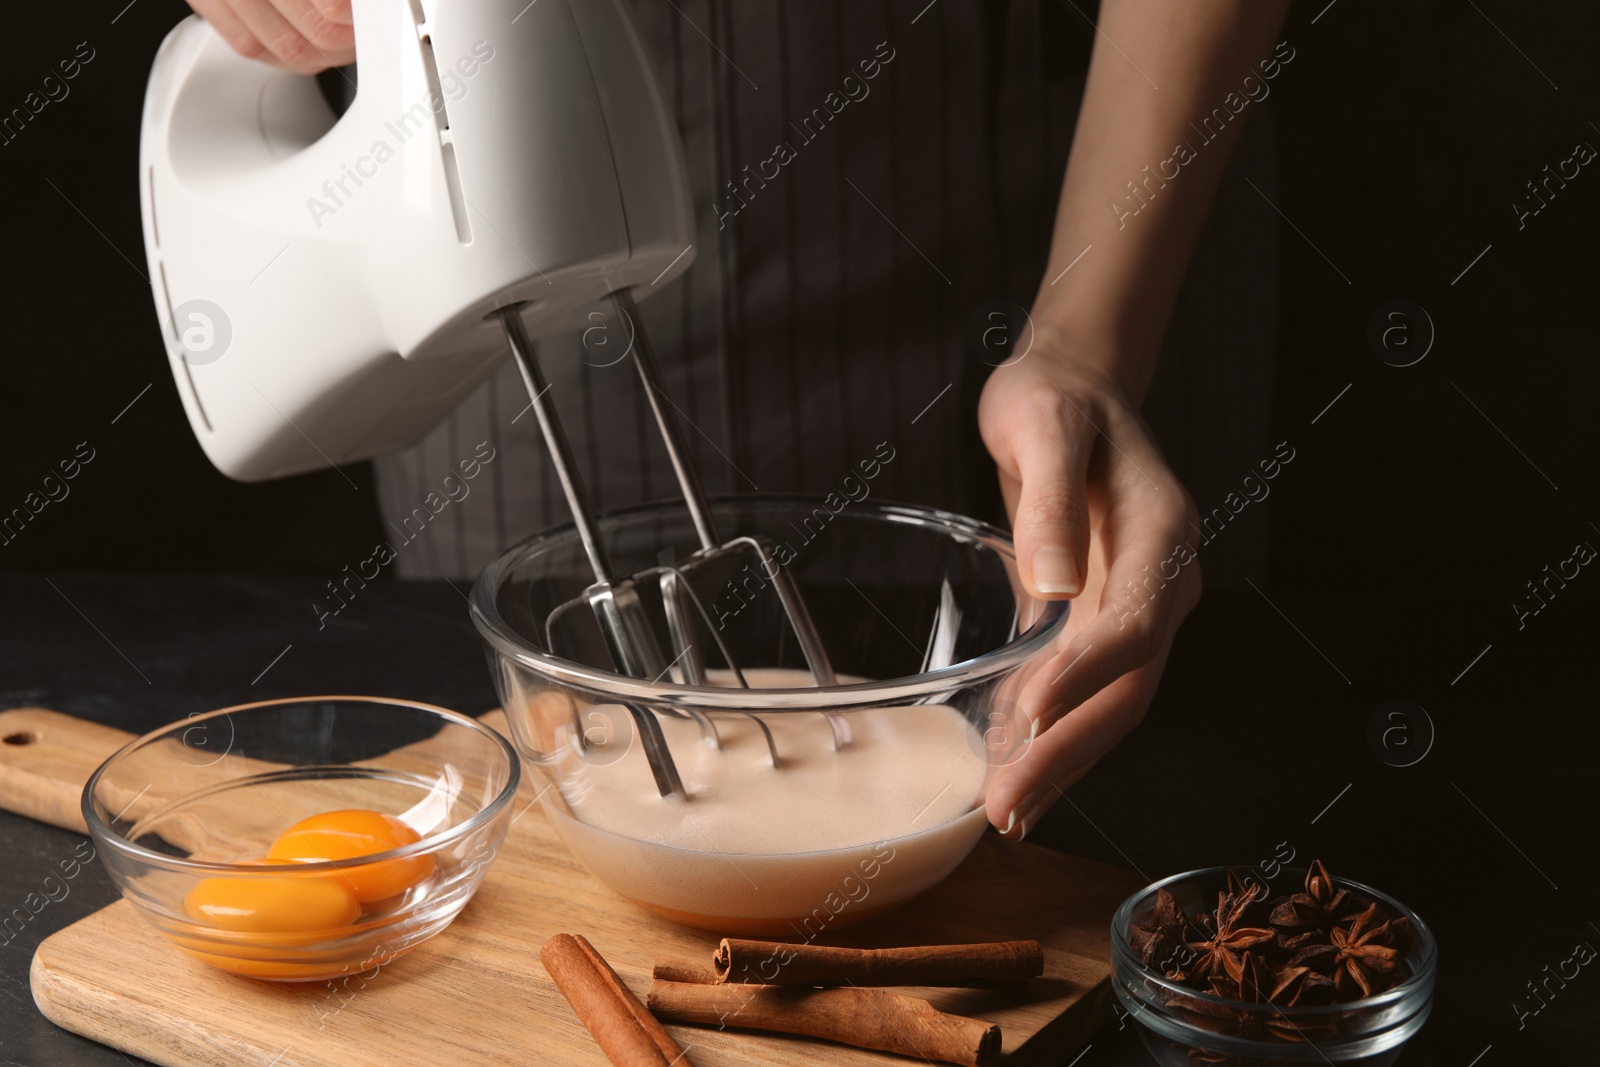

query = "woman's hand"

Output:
[[189, 0, 355, 74], [977, 331, 1202, 840], [973, 0, 1290, 839]]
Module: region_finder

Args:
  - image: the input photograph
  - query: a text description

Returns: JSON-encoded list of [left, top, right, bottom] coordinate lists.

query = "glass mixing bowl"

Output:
[[83, 697, 519, 981], [471, 496, 1068, 934]]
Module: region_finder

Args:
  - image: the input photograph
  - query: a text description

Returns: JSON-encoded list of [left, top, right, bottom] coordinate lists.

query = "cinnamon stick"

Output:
[[540, 933, 693, 1067], [713, 938, 1044, 987], [653, 956, 719, 984], [649, 980, 1000, 1067]]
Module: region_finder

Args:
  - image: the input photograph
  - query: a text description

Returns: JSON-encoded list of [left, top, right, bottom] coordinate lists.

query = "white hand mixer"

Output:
[[140, 0, 845, 797]]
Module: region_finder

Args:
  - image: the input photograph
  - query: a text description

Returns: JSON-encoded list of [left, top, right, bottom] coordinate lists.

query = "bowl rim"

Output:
[[81, 695, 521, 874], [1110, 863, 1439, 1017], [469, 494, 1070, 709]]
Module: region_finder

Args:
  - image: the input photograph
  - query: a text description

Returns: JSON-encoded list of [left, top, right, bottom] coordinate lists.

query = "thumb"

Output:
[[1012, 395, 1095, 600]]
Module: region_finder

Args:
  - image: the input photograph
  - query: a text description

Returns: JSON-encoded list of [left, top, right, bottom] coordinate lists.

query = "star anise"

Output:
[[1277, 929, 1324, 955], [1129, 888, 1190, 974], [1207, 949, 1274, 1003], [1268, 859, 1364, 933], [1187, 885, 1276, 982], [1169, 952, 1339, 1053], [1268, 964, 1338, 1008], [1224, 869, 1274, 926], [1329, 902, 1407, 998], [1284, 938, 1341, 976], [1224, 867, 1257, 905], [1221, 965, 1338, 1047]]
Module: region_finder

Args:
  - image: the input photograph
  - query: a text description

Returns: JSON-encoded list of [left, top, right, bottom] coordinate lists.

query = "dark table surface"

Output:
[[0, 573, 1593, 1066]]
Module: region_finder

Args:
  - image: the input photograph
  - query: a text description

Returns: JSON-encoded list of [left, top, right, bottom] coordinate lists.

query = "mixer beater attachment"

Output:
[[496, 294, 850, 799]]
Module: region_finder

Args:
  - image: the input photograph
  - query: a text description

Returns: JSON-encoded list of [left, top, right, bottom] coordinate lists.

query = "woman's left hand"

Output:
[[977, 332, 1202, 839]]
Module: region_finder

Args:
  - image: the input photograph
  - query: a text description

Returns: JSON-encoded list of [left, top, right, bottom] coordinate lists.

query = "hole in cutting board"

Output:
[[3, 731, 37, 746]]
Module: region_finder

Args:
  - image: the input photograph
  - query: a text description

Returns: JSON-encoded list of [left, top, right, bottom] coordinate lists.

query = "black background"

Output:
[[3, 2, 383, 572], [2, 1, 1597, 1065]]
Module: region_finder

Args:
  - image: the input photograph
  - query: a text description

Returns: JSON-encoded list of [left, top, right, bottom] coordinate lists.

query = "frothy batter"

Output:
[[536, 669, 992, 930]]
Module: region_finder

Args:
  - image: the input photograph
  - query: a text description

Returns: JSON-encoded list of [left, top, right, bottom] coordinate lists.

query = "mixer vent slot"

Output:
[[415, 31, 471, 243], [147, 166, 159, 249], [441, 142, 472, 243], [158, 260, 211, 433], [417, 35, 450, 133]]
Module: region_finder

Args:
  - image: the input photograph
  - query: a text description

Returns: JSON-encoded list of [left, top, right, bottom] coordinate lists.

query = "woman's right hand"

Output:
[[189, 0, 355, 74]]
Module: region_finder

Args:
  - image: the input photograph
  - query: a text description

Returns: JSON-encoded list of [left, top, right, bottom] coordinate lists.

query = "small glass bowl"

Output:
[[83, 696, 519, 981], [1111, 866, 1437, 1066], [472, 496, 1069, 933]]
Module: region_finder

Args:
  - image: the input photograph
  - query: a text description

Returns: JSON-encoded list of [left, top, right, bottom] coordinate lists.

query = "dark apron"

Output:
[[374, 0, 1277, 589]]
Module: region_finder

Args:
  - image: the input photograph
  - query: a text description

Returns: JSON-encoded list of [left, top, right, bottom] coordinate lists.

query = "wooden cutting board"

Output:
[[0, 705, 1142, 1067]]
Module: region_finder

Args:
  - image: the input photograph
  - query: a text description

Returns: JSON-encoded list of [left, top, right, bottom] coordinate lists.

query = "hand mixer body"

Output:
[[141, 0, 694, 481], [146, 0, 845, 801]]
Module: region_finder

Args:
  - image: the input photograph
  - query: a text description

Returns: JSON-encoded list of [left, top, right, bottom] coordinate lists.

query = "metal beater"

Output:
[[498, 292, 849, 799]]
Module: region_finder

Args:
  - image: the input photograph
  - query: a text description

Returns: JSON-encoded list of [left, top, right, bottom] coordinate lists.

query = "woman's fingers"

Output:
[[1008, 387, 1098, 600], [191, 0, 354, 73], [310, 0, 353, 26], [271, 0, 356, 65], [986, 652, 1170, 838], [214, 0, 315, 72], [1021, 480, 1195, 736], [188, 0, 271, 63]]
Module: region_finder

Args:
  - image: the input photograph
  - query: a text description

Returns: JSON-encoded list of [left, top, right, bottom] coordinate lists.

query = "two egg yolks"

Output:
[[183, 809, 434, 947]]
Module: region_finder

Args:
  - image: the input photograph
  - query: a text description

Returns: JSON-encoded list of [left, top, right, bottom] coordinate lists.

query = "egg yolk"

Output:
[[183, 873, 361, 935], [266, 809, 434, 902], [172, 869, 378, 982]]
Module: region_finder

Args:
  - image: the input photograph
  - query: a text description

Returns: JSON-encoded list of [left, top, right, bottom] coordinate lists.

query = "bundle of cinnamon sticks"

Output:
[[541, 932, 1043, 1067]]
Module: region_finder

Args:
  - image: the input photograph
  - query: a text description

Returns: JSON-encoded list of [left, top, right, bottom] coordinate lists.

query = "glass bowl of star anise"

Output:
[[1110, 861, 1436, 1066]]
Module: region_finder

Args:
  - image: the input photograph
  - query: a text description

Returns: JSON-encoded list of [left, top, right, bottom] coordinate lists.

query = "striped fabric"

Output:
[[374, 0, 1276, 592]]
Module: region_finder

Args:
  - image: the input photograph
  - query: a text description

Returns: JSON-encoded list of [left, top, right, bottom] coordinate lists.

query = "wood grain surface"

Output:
[[0, 706, 1142, 1067]]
